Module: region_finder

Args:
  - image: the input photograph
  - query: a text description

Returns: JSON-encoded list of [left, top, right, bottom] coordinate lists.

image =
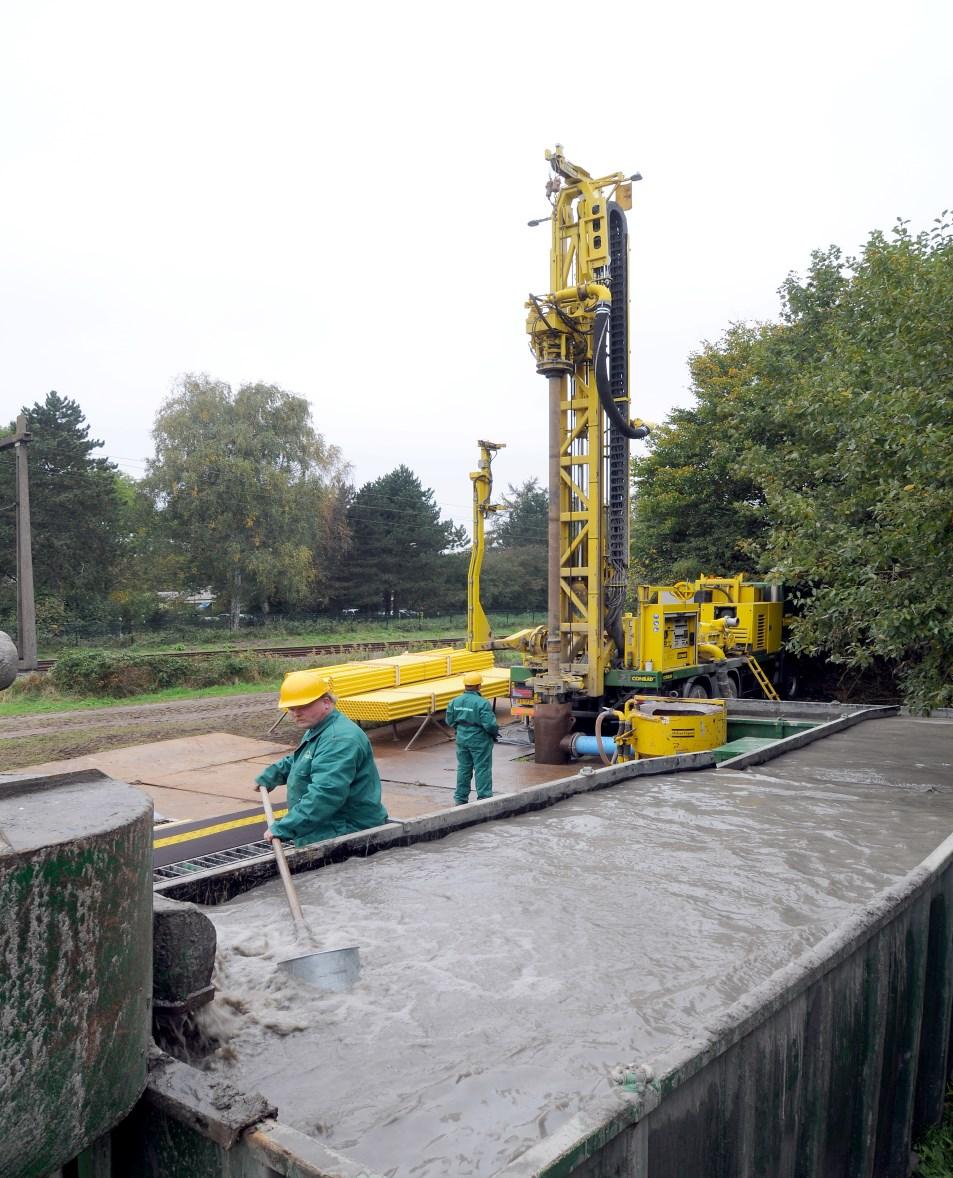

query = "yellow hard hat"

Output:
[[463, 672, 483, 687], [279, 670, 333, 710]]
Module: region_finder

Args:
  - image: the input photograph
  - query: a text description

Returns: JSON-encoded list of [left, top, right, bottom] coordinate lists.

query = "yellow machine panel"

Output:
[[630, 603, 698, 672], [623, 583, 703, 672]]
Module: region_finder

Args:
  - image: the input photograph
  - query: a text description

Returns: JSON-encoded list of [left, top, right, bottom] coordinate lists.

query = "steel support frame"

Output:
[[559, 371, 605, 698], [547, 177, 616, 700]]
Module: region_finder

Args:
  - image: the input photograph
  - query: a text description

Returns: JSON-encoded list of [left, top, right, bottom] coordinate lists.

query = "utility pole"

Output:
[[0, 415, 38, 670]]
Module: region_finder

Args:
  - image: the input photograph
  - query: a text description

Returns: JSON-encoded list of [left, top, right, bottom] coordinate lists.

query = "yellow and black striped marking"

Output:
[[153, 805, 288, 868]]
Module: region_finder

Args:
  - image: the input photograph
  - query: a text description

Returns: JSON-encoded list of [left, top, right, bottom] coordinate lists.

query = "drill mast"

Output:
[[525, 147, 646, 751]]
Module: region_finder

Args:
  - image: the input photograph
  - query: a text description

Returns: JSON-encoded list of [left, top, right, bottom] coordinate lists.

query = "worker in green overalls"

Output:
[[257, 669, 389, 846], [445, 672, 499, 804]]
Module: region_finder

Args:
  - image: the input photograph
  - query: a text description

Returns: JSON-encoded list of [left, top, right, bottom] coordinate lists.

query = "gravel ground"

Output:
[[0, 693, 284, 771]]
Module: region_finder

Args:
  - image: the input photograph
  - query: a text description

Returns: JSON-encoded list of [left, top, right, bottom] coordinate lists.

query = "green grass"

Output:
[[37, 617, 467, 654], [34, 614, 541, 656], [0, 678, 285, 717], [915, 1090, 953, 1176]]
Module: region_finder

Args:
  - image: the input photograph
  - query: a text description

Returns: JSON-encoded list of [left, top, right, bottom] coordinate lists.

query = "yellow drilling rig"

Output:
[[467, 148, 786, 763]]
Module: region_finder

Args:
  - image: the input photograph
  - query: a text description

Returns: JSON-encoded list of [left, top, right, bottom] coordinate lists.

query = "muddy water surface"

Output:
[[201, 717, 953, 1177]]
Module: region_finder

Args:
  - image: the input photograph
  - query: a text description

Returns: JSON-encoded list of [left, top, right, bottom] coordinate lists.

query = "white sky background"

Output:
[[2, 0, 951, 532]]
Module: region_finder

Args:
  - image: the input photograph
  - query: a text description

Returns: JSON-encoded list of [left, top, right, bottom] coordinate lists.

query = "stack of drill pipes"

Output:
[[337, 670, 511, 723], [370, 647, 495, 682], [297, 658, 399, 697], [337, 668, 511, 723], [446, 649, 496, 674], [324, 662, 397, 696], [371, 651, 452, 685], [371, 647, 492, 682], [286, 650, 494, 702]]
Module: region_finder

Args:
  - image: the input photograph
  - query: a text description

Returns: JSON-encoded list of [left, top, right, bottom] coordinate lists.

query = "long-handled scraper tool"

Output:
[[259, 785, 360, 991]]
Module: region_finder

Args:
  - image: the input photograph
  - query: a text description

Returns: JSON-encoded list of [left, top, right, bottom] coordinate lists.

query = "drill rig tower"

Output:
[[525, 146, 648, 763]]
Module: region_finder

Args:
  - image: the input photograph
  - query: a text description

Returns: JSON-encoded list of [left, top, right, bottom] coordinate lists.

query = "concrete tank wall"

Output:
[[506, 830, 953, 1178], [0, 769, 153, 1177]]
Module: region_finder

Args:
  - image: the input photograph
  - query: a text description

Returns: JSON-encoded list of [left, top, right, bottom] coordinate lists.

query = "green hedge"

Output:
[[50, 650, 288, 698]]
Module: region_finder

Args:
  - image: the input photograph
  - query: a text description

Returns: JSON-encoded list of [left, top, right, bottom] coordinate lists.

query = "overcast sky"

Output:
[[2, 0, 950, 531]]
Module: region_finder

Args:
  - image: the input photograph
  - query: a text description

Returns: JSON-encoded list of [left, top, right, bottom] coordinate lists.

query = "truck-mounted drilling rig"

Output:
[[467, 148, 785, 763]]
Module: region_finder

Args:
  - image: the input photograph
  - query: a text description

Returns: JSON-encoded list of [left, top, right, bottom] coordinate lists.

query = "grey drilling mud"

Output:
[[198, 717, 953, 1177]]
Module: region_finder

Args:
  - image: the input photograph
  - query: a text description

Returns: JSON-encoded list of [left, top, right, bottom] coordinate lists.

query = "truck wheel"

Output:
[[682, 678, 710, 699], [721, 672, 740, 698]]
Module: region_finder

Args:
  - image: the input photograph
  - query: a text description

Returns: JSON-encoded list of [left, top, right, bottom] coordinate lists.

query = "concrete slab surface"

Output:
[[13, 708, 574, 825], [150, 761, 284, 803], [379, 781, 457, 818], [20, 733, 290, 785], [148, 784, 288, 822]]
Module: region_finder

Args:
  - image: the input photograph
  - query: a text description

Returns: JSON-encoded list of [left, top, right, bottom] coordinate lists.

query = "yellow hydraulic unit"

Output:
[[622, 576, 783, 685], [624, 584, 700, 673]]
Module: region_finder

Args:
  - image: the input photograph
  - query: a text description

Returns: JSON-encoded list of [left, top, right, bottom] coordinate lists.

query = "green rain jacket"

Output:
[[256, 709, 389, 847], [445, 689, 499, 747]]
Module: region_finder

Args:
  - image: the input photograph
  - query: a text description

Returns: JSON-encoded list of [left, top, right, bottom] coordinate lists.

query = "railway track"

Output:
[[24, 636, 464, 675]]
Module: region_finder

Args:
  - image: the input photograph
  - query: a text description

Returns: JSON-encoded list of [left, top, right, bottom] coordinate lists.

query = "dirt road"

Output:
[[0, 693, 288, 772]]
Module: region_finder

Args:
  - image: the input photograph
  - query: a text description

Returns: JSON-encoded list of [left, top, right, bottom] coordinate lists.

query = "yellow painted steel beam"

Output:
[[467, 441, 505, 652]]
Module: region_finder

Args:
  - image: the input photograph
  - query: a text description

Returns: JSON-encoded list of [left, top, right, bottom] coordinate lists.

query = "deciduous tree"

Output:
[[143, 375, 350, 627], [749, 220, 953, 709], [630, 325, 772, 584], [630, 217, 953, 709], [482, 477, 548, 610]]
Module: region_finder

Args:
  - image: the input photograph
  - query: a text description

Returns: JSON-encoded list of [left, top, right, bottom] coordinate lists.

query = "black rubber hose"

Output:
[[593, 304, 650, 440]]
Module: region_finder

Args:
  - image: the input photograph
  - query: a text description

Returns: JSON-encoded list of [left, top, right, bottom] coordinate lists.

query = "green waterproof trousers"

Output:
[[454, 737, 494, 804]]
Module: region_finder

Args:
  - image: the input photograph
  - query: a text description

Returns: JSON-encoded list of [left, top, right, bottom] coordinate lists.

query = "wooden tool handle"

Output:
[[259, 785, 309, 935]]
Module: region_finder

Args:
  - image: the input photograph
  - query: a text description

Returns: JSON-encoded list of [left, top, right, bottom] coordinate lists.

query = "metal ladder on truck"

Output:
[[745, 654, 780, 701]]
